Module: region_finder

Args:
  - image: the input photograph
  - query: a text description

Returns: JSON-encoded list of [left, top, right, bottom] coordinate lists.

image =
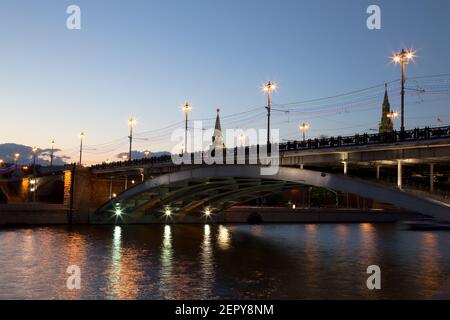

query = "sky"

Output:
[[1, 0, 450, 164]]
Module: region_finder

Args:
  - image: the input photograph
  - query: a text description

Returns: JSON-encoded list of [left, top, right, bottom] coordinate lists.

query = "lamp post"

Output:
[[32, 147, 37, 170], [50, 140, 55, 167], [128, 117, 137, 161], [31, 146, 38, 202], [299, 122, 310, 141], [391, 48, 416, 133], [263, 81, 277, 146], [144, 149, 150, 158], [79, 132, 85, 166], [14, 153, 20, 166], [182, 102, 192, 153]]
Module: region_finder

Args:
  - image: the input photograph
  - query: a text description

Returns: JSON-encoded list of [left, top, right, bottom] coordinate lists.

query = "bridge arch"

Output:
[[94, 165, 450, 222]]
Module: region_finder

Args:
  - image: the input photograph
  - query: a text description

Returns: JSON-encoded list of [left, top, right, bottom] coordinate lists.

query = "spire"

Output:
[[383, 83, 390, 108], [379, 83, 394, 133], [214, 108, 222, 131], [212, 108, 225, 149]]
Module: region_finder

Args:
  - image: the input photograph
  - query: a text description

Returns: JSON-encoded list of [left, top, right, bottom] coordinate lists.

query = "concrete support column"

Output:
[[124, 176, 128, 190], [300, 163, 304, 170], [397, 160, 402, 189], [430, 163, 434, 193], [343, 161, 348, 175], [376, 165, 381, 180], [70, 166, 91, 224]]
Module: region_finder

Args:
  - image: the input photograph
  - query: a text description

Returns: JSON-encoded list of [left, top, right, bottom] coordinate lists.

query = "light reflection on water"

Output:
[[159, 225, 173, 299], [217, 225, 231, 250], [0, 223, 450, 299], [200, 225, 215, 298], [107, 226, 122, 299]]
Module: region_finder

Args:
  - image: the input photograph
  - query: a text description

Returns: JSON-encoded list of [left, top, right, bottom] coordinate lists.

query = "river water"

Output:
[[0, 223, 449, 299]]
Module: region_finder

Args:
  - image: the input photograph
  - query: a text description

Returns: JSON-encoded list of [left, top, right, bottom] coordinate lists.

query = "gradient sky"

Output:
[[1, 0, 450, 164]]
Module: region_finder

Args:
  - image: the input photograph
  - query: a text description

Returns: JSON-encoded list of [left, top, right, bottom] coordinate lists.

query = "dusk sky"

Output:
[[1, 0, 450, 164]]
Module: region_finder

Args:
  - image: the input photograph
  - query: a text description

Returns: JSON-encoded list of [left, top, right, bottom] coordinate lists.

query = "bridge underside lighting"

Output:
[[114, 204, 123, 217], [164, 207, 172, 217], [204, 208, 212, 217]]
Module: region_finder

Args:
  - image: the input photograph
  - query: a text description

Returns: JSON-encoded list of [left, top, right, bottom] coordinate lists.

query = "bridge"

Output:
[[1, 126, 450, 224], [86, 126, 450, 223]]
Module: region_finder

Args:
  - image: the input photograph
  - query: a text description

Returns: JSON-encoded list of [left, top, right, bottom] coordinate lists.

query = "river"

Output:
[[0, 223, 449, 299]]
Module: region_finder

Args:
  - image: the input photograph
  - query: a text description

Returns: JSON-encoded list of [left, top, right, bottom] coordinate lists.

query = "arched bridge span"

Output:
[[94, 165, 450, 223]]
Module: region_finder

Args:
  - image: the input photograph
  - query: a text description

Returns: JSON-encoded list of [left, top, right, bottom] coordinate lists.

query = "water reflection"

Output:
[[200, 225, 215, 298], [217, 225, 231, 250], [107, 226, 122, 299], [304, 224, 319, 291], [63, 231, 87, 299], [159, 225, 174, 299], [419, 232, 442, 293], [1, 224, 450, 299], [356, 223, 379, 298], [336, 224, 349, 240], [359, 223, 377, 255], [250, 225, 263, 237]]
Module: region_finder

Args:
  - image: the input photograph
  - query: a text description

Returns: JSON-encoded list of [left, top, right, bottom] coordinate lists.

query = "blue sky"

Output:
[[1, 0, 450, 164]]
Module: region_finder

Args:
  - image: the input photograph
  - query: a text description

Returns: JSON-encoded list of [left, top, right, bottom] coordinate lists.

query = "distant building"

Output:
[[379, 83, 394, 133], [212, 108, 225, 149]]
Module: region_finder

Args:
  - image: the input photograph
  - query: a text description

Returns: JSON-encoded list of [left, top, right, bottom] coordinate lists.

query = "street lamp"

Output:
[[391, 48, 416, 133], [79, 132, 85, 166], [31, 146, 38, 201], [182, 102, 192, 153], [50, 140, 55, 167], [299, 122, 310, 141], [144, 149, 150, 158], [262, 81, 277, 146], [32, 147, 38, 167], [387, 111, 399, 120], [128, 117, 137, 161], [14, 153, 20, 166]]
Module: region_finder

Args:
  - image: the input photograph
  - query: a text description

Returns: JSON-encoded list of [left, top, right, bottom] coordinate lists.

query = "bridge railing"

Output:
[[90, 125, 450, 170], [91, 155, 173, 171], [279, 125, 450, 152]]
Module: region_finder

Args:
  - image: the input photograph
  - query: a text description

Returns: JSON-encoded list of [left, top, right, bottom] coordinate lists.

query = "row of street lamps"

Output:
[[75, 48, 414, 165]]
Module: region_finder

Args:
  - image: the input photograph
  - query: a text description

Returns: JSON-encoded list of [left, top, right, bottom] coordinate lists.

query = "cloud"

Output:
[[0, 143, 68, 165]]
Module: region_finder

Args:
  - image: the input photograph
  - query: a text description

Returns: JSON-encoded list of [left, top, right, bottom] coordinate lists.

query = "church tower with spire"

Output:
[[379, 83, 394, 133], [212, 108, 225, 149]]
